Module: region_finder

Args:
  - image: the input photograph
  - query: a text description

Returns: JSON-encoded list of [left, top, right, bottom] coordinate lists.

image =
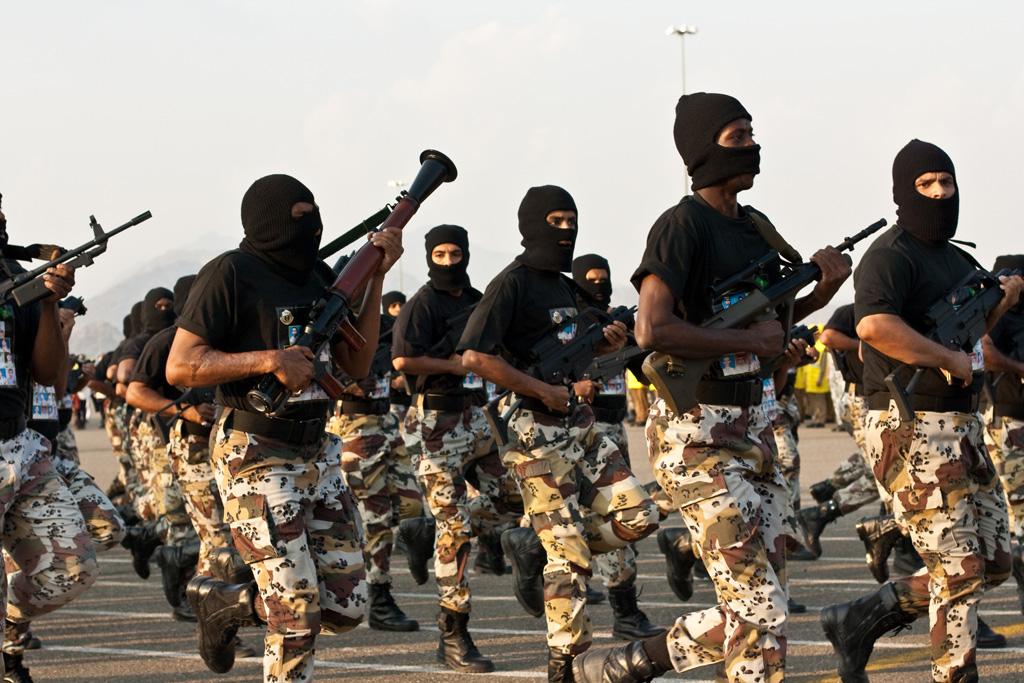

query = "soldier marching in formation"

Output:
[[3, 91, 1024, 683]]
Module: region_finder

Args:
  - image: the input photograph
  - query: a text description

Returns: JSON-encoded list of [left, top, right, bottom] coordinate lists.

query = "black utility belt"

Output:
[[592, 405, 628, 424], [993, 403, 1024, 421], [339, 398, 390, 416], [223, 409, 325, 446], [516, 395, 566, 419], [415, 393, 476, 412], [0, 416, 26, 441], [697, 378, 763, 409], [182, 420, 213, 439], [389, 393, 412, 407], [867, 392, 979, 414]]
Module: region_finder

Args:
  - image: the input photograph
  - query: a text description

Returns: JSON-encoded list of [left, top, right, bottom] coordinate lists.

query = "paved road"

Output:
[[17, 421, 1024, 682]]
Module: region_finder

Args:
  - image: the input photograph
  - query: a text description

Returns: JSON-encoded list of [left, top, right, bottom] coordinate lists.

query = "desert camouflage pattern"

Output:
[[590, 419, 638, 589], [326, 408, 422, 586], [645, 397, 790, 683], [830, 395, 888, 513], [985, 414, 1024, 540], [403, 402, 517, 612], [212, 408, 366, 683], [136, 418, 195, 547], [167, 420, 233, 575], [772, 394, 802, 508], [125, 411, 158, 521], [1, 428, 98, 632], [865, 403, 1011, 682], [52, 425, 125, 551], [505, 404, 657, 655]]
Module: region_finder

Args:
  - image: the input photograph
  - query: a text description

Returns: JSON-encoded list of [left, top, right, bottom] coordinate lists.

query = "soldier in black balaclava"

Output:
[[458, 186, 655, 682], [115, 287, 174, 386], [571, 92, 850, 683], [382, 290, 406, 318], [167, 173, 404, 680], [823, 142, 1024, 682]]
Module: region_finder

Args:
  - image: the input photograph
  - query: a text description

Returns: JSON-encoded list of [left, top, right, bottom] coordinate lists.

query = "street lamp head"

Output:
[[666, 25, 698, 36]]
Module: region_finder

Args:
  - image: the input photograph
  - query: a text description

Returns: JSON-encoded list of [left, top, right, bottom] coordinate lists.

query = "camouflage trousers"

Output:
[[590, 420, 637, 590], [327, 408, 423, 586], [136, 419, 194, 547], [125, 412, 157, 521], [167, 421, 233, 576], [52, 425, 125, 551], [103, 401, 123, 454], [865, 404, 1011, 681], [212, 409, 366, 683], [505, 404, 658, 654], [646, 397, 790, 683], [404, 402, 517, 612], [772, 395, 802, 509], [985, 415, 1024, 541], [1, 428, 98, 631], [832, 395, 887, 513]]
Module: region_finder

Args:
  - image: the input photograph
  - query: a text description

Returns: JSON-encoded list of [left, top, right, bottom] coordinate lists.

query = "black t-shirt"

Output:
[[630, 194, 781, 380], [458, 260, 580, 374], [988, 310, 1024, 408], [0, 260, 41, 422], [825, 304, 864, 386], [120, 332, 155, 362], [176, 249, 336, 416], [94, 350, 114, 382], [393, 283, 483, 395], [130, 326, 180, 401], [854, 225, 978, 399]]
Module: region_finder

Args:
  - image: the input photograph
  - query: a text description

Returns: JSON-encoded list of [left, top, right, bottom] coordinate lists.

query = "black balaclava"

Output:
[[173, 274, 197, 317], [129, 301, 144, 337], [673, 92, 760, 191], [382, 291, 406, 316], [239, 174, 323, 284], [425, 224, 471, 292], [122, 315, 132, 339], [142, 287, 175, 333], [517, 185, 578, 273], [892, 139, 959, 244], [572, 254, 612, 308]]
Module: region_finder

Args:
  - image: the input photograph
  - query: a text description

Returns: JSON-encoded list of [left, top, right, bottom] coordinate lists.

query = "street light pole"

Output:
[[666, 24, 698, 194], [387, 179, 407, 290]]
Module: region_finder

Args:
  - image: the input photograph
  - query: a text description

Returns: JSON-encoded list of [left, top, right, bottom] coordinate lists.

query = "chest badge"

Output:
[[279, 309, 294, 325]]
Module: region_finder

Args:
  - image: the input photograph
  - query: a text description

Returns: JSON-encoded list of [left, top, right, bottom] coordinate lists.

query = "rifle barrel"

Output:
[[318, 205, 393, 259]]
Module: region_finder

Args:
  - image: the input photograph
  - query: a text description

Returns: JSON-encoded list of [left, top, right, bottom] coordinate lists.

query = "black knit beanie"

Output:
[[517, 185, 578, 272], [424, 224, 470, 292], [892, 139, 958, 243], [673, 92, 760, 190], [239, 174, 323, 283], [572, 253, 612, 307]]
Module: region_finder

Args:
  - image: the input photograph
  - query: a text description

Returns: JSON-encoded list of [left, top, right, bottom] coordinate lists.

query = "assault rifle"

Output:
[[788, 324, 818, 367], [643, 217, 886, 415], [246, 150, 458, 415], [0, 211, 153, 307], [484, 305, 635, 448], [884, 267, 1021, 421], [584, 345, 648, 384], [318, 205, 393, 261]]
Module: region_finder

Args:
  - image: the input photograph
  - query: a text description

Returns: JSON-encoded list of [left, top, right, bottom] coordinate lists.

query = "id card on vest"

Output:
[[31, 383, 59, 422], [0, 307, 18, 388]]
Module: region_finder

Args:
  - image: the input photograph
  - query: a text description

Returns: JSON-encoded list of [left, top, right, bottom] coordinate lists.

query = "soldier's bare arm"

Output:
[[857, 312, 971, 382], [461, 350, 570, 414], [819, 327, 858, 352], [982, 335, 1024, 378]]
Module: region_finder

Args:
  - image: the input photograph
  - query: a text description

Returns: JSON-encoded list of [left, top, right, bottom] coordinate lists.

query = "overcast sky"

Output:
[[2, 1, 1021, 317]]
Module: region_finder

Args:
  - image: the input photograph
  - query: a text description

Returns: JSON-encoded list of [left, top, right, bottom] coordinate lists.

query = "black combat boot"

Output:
[[436, 607, 494, 673], [586, 583, 606, 605], [397, 517, 436, 585], [891, 535, 924, 577], [608, 579, 665, 640], [548, 650, 574, 683], [171, 596, 198, 622], [2, 653, 33, 683], [810, 479, 838, 504], [3, 622, 38, 654], [572, 641, 669, 683], [368, 582, 419, 632], [186, 577, 262, 674], [656, 527, 695, 601], [208, 547, 254, 584], [855, 515, 903, 583], [821, 582, 915, 682], [121, 523, 163, 580], [474, 530, 508, 576], [156, 544, 200, 607], [1012, 545, 1024, 615], [977, 617, 1007, 649], [798, 499, 841, 559], [501, 527, 546, 617], [950, 662, 980, 683], [114, 502, 140, 527], [788, 597, 807, 614]]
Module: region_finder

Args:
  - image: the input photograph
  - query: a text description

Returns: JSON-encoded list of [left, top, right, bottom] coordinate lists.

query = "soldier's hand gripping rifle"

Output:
[[246, 150, 458, 415], [643, 218, 886, 415], [0, 211, 153, 306], [884, 267, 1022, 422], [484, 306, 636, 448]]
